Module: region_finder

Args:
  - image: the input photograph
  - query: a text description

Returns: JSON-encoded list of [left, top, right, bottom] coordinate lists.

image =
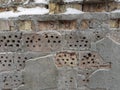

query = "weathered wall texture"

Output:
[[0, 0, 119, 90]]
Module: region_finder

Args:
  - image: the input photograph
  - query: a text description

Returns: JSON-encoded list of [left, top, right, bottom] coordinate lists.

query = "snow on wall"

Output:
[[63, 8, 84, 14], [34, 0, 48, 4], [0, 7, 49, 18], [64, 0, 83, 2]]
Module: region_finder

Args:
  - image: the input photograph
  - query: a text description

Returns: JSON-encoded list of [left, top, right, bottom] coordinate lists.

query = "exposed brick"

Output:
[[0, 32, 22, 52], [83, 3, 107, 12], [64, 31, 91, 50], [38, 21, 59, 30], [55, 52, 78, 68], [38, 20, 77, 30], [59, 20, 77, 30], [49, 3, 66, 14], [109, 19, 119, 28], [0, 20, 14, 31], [79, 51, 111, 70], [18, 20, 33, 31], [80, 19, 90, 30], [108, 2, 119, 12], [22, 31, 63, 52], [0, 71, 23, 89]]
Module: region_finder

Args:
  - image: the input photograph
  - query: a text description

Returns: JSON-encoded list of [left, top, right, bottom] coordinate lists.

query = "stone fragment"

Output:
[[23, 55, 58, 90], [107, 30, 120, 45]]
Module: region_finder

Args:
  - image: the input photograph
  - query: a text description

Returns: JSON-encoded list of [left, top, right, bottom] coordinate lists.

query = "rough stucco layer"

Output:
[[0, 13, 120, 90]]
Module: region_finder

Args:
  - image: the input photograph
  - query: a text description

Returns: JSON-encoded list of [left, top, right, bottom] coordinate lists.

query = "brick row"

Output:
[[0, 30, 108, 52], [0, 13, 120, 31]]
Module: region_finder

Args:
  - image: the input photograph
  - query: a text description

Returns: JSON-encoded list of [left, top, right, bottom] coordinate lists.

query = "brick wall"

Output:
[[0, 0, 119, 90]]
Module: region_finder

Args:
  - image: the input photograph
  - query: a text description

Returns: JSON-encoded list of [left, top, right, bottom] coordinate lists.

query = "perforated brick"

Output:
[[0, 71, 23, 89], [54, 52, 78, 68], [22, 32, 43, 51], [77, 75, 90, 87], [0, 53, 14, 72], [41, 31, 63, 52], [14, 53, 30, 71], [23, 31, 62, 52], [78, 51, 111, 70], [14, 52, 45, 71], [90, 30, 107, 42], [58, 69, 77, 90], [0, 32, 22, 52], [64, 31, 91, 50]]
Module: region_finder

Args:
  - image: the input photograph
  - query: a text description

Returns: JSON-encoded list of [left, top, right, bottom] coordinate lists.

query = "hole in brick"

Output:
[[38, 38, 41, 41], [9, 60, 12, 62], [2, 64, 5, 66], [70, 62, 73, 65], [8, 64, 11, 66], [12, 40, 15, 43], [4, 60, 7, 62], [16, 44, 19, 47], [83, 62, 85, 65], [70, 80, 72, 82], [7, 40, 10, 43], [5, 43, 7, 46], [14, 35, 18, 38], [3, 36, 6, 39], [88, 53, 92, 57], [48, 40, 50, 43]]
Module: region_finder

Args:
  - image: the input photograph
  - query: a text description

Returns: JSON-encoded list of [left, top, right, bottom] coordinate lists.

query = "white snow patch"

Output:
[[64, 0, 83, 2], [34, 0, 48, 4], [0, 7, 49, 18], [111, 9, 120, 13], [116, 0, 120, 2], [63, 8, 84, 14], [17, 7, 49, 15], [0, 11, 19, 18]]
